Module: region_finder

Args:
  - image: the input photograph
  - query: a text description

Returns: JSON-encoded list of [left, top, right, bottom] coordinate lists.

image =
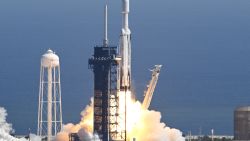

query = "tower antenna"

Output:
[[103, 4, 108, 47]]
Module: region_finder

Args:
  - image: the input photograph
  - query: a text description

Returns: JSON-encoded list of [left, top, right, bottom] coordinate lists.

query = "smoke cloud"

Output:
[[56, 94, 185, 141], [56, 98, 100, 141], [0, 96, 184, 141], [130, 109, 185, 141], [1, 95, 184, 141], [0, 107, 41, 141], [0, 107, 14, 135]]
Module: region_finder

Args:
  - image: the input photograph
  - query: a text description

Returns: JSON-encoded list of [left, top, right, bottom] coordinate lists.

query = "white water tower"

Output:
[[37, 49, 63, 141]]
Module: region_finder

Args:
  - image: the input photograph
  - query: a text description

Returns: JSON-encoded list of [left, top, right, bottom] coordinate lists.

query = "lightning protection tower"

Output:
[[89, 5, 120, 141], [37, 49, 63, 141]]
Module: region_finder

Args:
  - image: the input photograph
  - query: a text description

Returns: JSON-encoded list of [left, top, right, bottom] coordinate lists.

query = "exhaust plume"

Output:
[[117, 91, 185, 141], [56, 92, 185, 141], [56, 98, 100, 141], [130, 109, 185, 141]]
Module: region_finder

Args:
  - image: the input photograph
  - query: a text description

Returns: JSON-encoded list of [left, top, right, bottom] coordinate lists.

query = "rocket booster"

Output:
[[120, 0, 131, 90]]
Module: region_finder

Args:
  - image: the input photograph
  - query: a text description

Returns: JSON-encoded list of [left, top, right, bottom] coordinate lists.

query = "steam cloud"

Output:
[[56, 95, 185, 141], [130, 109, 185, 141], [56, 98, 100, 141], [0, 97, 184, 141], [0, 107, 41, 141]]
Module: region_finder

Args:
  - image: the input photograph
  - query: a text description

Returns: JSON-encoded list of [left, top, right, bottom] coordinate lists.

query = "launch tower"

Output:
[[89, 0, 132, 140], [88, 5, 121, 141], [37, 49, 63, 141]]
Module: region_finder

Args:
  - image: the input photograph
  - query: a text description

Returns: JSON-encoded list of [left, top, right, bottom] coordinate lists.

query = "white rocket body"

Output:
[[120, 0, 131, 90]]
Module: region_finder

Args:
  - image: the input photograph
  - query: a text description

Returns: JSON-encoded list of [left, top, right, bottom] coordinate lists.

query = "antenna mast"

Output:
[[103, 5, 108, 47]]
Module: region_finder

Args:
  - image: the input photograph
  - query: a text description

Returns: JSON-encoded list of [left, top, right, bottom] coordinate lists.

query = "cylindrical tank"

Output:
[[234, 106, 250, 140], [41, 49, 59, 68], [37, 49, 62, 141]]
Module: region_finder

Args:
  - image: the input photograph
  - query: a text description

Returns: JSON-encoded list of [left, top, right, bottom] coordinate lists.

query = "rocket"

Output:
[[119, 0, 131, 91]]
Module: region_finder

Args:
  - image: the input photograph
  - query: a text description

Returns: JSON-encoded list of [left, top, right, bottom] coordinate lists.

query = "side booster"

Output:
[[119, 0, 131, 91]]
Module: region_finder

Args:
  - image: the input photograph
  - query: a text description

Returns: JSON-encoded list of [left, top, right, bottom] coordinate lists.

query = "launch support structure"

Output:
[[89, 0, 159, 140], [89, 5, 122, 141], [142, 65, 162, 110]]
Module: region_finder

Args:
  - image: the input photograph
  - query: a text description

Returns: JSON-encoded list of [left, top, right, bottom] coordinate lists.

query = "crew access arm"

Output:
[[142, 65, 162, 109]]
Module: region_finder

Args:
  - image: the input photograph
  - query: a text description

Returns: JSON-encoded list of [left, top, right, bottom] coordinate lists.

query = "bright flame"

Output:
[[56, 92, 185, 141], [115, 90, 185, 141], [117, 91, 142, 133], [56, 98, 99, 141]]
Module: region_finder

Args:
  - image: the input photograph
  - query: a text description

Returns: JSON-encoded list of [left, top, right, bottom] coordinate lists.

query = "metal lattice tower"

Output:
[[37, 49, 63, 141], [88, 46, 118, 141], [88, 5, 125, 141]]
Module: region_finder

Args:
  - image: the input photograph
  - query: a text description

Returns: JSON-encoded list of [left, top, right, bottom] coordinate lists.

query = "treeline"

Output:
[[186, 136, 233, 141]]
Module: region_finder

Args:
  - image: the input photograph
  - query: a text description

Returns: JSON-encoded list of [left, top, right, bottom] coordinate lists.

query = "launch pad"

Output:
[[88, 1, 161, 141]]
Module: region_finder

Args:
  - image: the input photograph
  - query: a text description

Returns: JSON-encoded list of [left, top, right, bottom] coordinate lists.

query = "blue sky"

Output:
[[0, 0, 249, 135]]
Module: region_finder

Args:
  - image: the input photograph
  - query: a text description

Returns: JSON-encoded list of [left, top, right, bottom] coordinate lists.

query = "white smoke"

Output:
[[0, 107, 14, 134], [29, 134, 42, 141], [56, 95, 185, 141], [0, 107, 41, 141], [56, 125, 99, 141], [116, 91, 185, 141], [56, 98, 100, 141], [0, 130, 25, 141], [130, 109, 185, 141], [0, 99, 184, 141]]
